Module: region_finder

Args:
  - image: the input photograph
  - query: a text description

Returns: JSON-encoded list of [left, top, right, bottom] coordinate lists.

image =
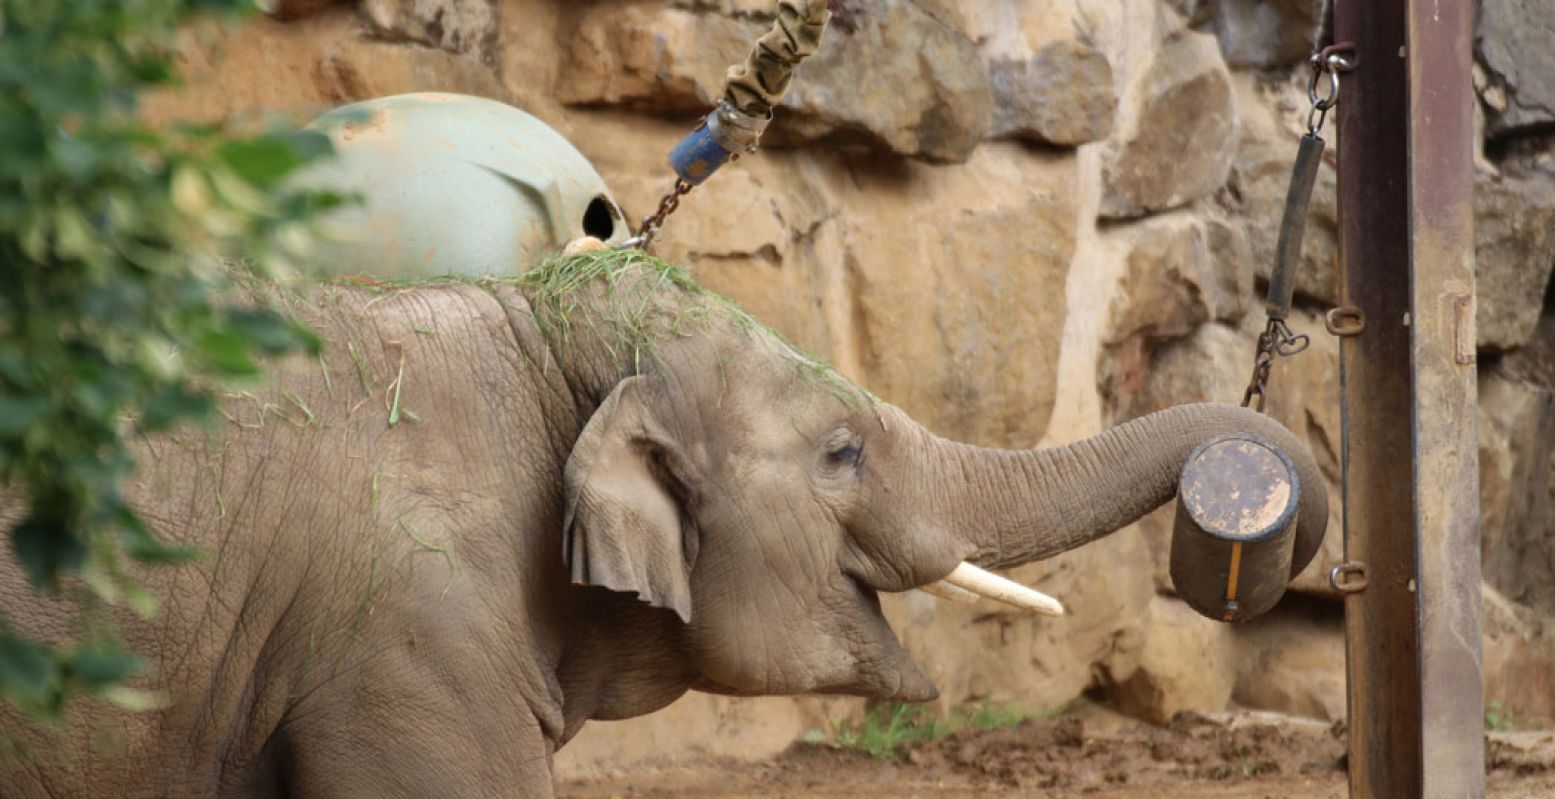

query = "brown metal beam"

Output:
[[1334, 0, 1482, 796]]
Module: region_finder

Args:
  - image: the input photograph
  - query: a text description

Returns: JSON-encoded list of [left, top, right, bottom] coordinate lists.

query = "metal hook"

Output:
[[1271, 319, 1311, 356]]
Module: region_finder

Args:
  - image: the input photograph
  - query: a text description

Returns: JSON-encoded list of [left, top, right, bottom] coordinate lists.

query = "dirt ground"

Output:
[[560, 706, 1555, 799]]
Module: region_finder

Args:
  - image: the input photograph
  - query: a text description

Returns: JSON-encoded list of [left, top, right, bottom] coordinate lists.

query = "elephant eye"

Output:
[[826, 442, 862, 468]]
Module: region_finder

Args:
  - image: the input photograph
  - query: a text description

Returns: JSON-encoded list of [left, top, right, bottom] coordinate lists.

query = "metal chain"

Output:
[[1241, 318, 1310, 411], [622, 178, 694, 251], [1240, 47, 1350, 411]]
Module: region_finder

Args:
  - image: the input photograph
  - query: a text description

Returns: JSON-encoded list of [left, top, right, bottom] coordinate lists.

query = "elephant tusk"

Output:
[[919, 580, 980, 604], [941, 562, 1065, 616]]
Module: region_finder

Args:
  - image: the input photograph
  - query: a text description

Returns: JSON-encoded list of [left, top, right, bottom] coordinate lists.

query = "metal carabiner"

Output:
[[1308, 57, 1342, 111], [1306, 54, 1347, 133]]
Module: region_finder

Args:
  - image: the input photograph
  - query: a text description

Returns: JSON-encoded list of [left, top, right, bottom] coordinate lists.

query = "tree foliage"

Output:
[[0, 0, 336, 719]]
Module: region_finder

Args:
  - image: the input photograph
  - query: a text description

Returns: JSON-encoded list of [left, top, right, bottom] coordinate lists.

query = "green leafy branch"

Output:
[[0, 0, 338, 720]]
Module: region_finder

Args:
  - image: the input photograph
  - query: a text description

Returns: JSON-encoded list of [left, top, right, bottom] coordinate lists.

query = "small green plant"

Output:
[[833, 702, 948, 760], [0, 0, 338, 720], [829, 700, 1033, 760], [1486, 700, 1518, 732]]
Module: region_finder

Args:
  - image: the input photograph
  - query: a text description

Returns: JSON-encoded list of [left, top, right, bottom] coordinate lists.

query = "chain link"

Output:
[[1241, 318, 1310, 411], [1305, 49, 1354, 135], [622, 178, 694, 251]]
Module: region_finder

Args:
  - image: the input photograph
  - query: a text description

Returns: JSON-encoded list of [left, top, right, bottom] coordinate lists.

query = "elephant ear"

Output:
[[563, 376, 696, 623]]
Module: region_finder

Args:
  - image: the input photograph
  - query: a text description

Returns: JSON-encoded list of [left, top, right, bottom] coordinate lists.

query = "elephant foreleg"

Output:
[[275, 663, 556, 797]]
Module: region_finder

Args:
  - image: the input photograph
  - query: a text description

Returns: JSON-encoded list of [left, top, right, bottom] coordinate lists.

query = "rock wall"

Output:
[[156, 0, 1555, 776]]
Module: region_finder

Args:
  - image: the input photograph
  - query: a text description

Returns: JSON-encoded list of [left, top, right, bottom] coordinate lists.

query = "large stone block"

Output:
[[1096, 214, 1253, 417], [1100, 28, 1237, 218], [560, 0, 993, 162], [988, 40, 1116, 146], [312, 37, 505, 105], [1230, 600, 1345, 721], [1484, 585, 1555, 723], [1479, 365, 1555, 615], [772, 0, 994, 162], [589, 129, 1077, 451], [1475, 167, 1555, 352], [1101, 594, 1236, 724], [558, 4, 754, 113], [1476, 0, 1555, 137], [361, 0, 498, 60], [139, 10, 506, 127], [1189, 0, 1325, 69], [1102, 214, 1252, 348], [836, 144, 1076, 446]]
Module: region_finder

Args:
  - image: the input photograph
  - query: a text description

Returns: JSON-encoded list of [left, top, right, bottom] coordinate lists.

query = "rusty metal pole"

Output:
[[1333, 0, 1482, 796]]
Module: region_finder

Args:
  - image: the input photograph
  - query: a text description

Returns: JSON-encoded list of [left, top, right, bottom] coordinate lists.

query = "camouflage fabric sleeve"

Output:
[[722, 0, 831, 117]]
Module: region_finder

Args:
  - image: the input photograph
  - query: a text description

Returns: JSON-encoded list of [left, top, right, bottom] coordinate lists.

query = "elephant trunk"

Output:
[[919, 402, 1328, 579]]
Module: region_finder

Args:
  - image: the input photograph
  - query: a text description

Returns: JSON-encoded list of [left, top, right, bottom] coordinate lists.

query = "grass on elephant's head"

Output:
[[820, 700, 1036, 760], [514, 248, 756, 348], [511, 248, 874, 406]]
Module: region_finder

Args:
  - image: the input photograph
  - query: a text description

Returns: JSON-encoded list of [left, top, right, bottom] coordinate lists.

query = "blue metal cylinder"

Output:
[[668, 124, 731, 185]]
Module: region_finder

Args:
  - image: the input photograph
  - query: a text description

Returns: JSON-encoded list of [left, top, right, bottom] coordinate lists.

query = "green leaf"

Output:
[[10, 515, 87, 591], [52, 206, 100, 263], [0, 396, 49, 436], [123, 583, 160, 619], [125, 54, 175, 85], [0, 0, 328, 721], [66, 642, 143, 690], [100, 684, 166, 711], [195, 328, 258, 376], [276, 129, 334, 163], [140, 385, 212, 431], [226, 308, 316, 355], [0, 630, 63, 719], [217, 138, 298, 186], [218, 130, 331, 187], [116, 509, 198, 566], [170, 163, 213, 216]]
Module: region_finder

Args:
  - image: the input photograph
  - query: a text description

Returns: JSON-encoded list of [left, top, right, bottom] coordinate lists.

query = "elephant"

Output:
[[0, 250, 1327, 796]]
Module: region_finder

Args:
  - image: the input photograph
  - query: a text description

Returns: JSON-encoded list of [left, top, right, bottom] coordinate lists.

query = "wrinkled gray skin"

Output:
[[0, 259, 1326, 796]]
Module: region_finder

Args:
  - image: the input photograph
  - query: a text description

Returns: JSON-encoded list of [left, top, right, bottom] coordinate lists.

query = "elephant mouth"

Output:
[[692, 567, 1059, 704], [689, 575, 938, 702], [835, 574, 941, 702]]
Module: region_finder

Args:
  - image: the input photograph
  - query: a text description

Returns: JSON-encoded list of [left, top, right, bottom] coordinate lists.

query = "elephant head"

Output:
[[531, 252, 1327, 703]]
